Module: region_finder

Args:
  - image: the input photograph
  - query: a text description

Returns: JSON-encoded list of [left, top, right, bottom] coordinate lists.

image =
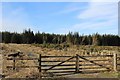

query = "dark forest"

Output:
[[1, 29, 120, 46]]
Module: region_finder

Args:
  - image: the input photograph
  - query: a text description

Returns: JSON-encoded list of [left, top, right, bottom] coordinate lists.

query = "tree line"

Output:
[[0, 29, 120, 46]]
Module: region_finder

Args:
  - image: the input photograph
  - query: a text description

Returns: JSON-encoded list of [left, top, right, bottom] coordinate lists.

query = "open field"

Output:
[[0, 43, 120, 79]]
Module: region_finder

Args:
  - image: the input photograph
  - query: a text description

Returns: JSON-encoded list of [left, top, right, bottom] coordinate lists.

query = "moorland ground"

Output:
[[0, 43, 120, 79]]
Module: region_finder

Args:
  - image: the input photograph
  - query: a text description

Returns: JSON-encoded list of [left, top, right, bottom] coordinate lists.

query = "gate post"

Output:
[[38, 54, 42, 79], [76, 54, 79, 73], [113, 53, 117, 72], [13, 57, 16, 70]]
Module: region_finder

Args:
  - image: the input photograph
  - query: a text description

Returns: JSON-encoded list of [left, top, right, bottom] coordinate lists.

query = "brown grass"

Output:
[[0, 43, 119, 78]]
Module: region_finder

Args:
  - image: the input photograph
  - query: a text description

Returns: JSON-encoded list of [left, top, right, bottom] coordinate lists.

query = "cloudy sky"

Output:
[[1, 0, 119, 35]]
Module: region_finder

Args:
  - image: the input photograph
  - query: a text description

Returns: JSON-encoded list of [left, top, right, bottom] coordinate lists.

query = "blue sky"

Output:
[[1, 1, 118, 35]]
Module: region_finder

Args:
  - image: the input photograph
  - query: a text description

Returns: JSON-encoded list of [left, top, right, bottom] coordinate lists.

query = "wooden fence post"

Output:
[[13, 57, 16, 70], [38, 54, 42, 79], [113, 53, 117, 72], [76, 54, 79, 73]]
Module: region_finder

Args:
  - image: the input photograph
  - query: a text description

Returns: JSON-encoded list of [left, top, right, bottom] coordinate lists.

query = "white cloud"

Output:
[[78, 2, 117, 19], [73, 19, 117, 31], [1, 4, 39, 33], [53, 2, 118, 35], [55, 7, 81, 15], [68, 2, 118, 35], [53, 1, 118, 35], [54, 3, 87, 15], [59, 19, 117, 34]]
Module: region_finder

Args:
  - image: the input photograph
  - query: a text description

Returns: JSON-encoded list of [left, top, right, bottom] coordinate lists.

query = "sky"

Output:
[[0, 0, 119, 35]]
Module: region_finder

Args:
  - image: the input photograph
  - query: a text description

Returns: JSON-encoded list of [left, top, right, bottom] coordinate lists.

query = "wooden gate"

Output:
[[41, 54, 113, 77], [6, 53, 117, 78]]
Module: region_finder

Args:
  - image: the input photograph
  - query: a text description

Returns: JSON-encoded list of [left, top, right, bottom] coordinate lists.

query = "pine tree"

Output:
[[11, 33, 18, 43], [3, 31, 11, 43]]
